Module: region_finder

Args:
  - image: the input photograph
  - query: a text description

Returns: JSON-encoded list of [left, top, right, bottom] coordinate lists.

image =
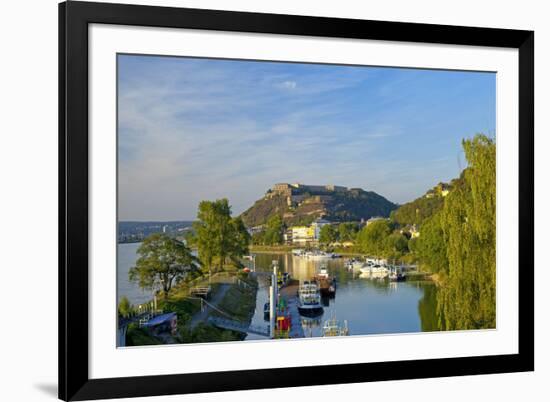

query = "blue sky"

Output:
[[118, 54, 495, 221]]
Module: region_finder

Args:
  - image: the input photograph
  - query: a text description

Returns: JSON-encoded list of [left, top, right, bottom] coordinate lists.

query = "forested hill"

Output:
[[390, 178, 462, 227], [240, 184, 397, 227]]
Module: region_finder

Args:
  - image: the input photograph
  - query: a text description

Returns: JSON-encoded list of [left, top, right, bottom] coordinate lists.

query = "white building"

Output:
[[311, 218, 331, 240]]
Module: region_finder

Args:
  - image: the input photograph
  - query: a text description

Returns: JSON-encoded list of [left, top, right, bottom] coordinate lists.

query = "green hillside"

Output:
[[390, 179, 462, 227], [240, 184, 397, 227]]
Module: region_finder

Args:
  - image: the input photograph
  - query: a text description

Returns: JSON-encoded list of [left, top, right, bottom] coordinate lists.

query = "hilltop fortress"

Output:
[[272, 183, 347, 195], [241, 182, 396, 227], [270, 183, 350, 207]]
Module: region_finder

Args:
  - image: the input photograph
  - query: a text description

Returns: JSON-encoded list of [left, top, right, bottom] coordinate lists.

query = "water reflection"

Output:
[[248, 253, 439, 339]]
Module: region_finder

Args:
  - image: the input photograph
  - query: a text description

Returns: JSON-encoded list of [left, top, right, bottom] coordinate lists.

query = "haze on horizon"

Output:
[[118, 54, 496, 221]]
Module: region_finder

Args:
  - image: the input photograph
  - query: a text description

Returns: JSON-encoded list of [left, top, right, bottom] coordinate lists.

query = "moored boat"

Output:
[[297, 280, 324, 317], [303, 250, 333, 260], [322, 317, 349, 336], [388, 265, 406, 281], [292, 248, 305, 256]]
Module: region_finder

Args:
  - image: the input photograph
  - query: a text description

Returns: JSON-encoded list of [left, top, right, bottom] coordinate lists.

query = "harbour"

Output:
[[237, 252, 438, 340], [118, 244, 439, 343]]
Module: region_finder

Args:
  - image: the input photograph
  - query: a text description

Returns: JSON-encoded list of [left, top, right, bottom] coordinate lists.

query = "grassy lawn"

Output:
[[125, 324, 163, 346], [211, 276, 258, 322], [128, 274, 259, 345]]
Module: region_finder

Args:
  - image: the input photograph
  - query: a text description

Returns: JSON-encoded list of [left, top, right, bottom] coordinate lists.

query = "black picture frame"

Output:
[[59, 1, 534, 400]]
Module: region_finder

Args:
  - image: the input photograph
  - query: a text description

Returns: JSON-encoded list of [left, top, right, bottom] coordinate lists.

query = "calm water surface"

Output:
[[117, 245, 439, 337], [247, 253, 438, 339], [117, 242, 153, 305]]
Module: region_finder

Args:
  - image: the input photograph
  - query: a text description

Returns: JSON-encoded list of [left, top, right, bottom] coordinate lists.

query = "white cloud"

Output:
[[281, 80, 297, 90], [116, 56, 489, 220]]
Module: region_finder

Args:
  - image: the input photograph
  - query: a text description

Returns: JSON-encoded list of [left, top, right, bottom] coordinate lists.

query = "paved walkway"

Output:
[[189, 284, 231, 329]]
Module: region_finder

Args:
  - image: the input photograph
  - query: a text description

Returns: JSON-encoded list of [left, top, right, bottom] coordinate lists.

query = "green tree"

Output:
[[129, 233, 199, 298], [319, 224, 338, 244], [414, 212, 448, 273], [229, 216, 251, 261], [437, 134, 496, 330], [383, 232, 409, 260], [194, 199, 251, 271], [213, 199, 233, 268], [194, 200, 218, 274], [356, 219, 392, 256], [251, 230, 265, 245], [338, 222, 359, 242], [263, 214, 284, 245], [390, 189, 446, 226], [118, 296, 132, 318]]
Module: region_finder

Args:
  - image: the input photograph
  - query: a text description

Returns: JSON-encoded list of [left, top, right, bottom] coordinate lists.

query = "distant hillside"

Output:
[[390, 177, 463, 226], [240, 183, 397, 227], [118, 220, 194, 243]]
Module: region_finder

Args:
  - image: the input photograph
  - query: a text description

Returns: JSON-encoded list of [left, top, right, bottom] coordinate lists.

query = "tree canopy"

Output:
[[319, 224, 338, 244], [129, 233, 199, 298], [263, 214, 284, 245], [193, 199, 251, 272], [412, 211, 448, 273], [356, 219, 392, 256], [411, 134, 496, 330], [436, 134, 496, 330], [118, 296, 132, 318], [383, 232, 409, 260], [338, 222, 360, 242]]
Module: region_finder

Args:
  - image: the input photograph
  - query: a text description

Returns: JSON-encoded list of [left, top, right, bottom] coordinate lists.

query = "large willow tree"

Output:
[[437, 134, 496, 330]]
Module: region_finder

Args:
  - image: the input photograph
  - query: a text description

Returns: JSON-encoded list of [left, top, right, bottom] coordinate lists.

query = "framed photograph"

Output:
[[59, 1, 534, 400]]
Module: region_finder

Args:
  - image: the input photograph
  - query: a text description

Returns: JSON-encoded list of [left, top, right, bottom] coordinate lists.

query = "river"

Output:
[[246, 253, 439, 339], [117, 244, 439, 337], [117, 242, 154, 306]]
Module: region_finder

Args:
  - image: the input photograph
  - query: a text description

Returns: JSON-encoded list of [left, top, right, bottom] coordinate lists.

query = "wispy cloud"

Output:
[[279, 80, 297, 90], [117, 55, 495, 220]]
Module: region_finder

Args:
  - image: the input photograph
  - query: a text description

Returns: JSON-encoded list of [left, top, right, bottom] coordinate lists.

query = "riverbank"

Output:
[[179, 274, 259, 343], [249, 244, 364, 257], [249, 245, 294, 253], [124, 272, 260, 345]]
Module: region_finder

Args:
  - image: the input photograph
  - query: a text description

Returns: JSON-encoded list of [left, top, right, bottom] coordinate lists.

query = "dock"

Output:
[[285, 295, 305, 338], [208, 316, 270, 337], [279, 281, 305, 338]]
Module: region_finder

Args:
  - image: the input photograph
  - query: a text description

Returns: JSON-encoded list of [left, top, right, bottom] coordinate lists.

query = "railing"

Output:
[[208, 317, 270, 337]]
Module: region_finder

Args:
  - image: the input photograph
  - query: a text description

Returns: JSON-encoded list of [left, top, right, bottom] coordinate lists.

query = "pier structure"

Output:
[[269, 260, 278, 338]]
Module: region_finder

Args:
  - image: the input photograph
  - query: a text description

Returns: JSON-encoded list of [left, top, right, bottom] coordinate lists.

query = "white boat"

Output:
[[292, 248, 305, 256], [297, 281, 324, 317], [359, 271, 388, 280], [370, 264, 389, 274], [304, 250, 333, 260], [359, 262, 389, 279], [347, 258, 367, 270], [366, 257, 388, 266], [322, 318, 349, 337]]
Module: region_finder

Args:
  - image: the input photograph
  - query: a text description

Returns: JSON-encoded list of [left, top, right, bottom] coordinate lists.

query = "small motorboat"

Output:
[[322, 317, 349, 337]]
